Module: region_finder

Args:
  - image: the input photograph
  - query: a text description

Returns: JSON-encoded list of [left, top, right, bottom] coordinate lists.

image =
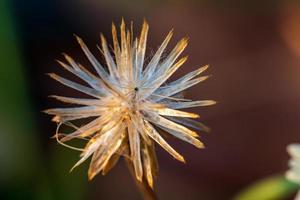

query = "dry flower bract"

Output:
[[45, 19, 215, 188]]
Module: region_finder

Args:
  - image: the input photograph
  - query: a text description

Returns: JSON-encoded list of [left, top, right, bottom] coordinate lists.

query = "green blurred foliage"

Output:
[[233, 175, 299, 200], [0, 0, 38, 183], [0, 0, 87, 199]]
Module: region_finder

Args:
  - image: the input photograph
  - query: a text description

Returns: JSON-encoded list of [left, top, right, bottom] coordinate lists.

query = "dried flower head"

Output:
[[45, 19, 215, 188]]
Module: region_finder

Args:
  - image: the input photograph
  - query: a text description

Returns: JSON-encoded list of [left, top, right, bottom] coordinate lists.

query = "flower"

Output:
[[286, 143, 300, 184], [45, 19, 215, 188]]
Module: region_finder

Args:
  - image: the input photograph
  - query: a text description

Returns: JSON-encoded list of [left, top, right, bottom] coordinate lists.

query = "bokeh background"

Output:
[[1, 0, 300, 199]]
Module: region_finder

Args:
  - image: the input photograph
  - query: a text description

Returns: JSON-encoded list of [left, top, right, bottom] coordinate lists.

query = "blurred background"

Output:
[[1, 0, 300, 199]]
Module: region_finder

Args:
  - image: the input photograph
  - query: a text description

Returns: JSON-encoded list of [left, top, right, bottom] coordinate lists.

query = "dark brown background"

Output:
[[2, 0, 300, 199]]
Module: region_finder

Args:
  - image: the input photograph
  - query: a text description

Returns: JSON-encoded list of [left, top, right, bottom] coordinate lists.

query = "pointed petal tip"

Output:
[[136, 175, 143, 182], [74, 34, 82, 41], [180, 156, 186, 163], [100, 33, 105, 40], [55, 59, 61, 63], [61, 52, 69, 57], [52, 116, 60, 122], [47, 73, 61, 81], [41, 109, 49, 114], [48, 95, 57, 99], [62, 53, 74, 62], [190, 131, 199, 137], [69, 165, 77, 173], [193, 65, 210, 76], [73, 34, 82, 43], [112, 22, 116, 29], [172, 154, 185, 163], [182, 55, 189, 61], [74, 35, 86, 47], [202, 64, 209, 71], [195, 140, 205, 149], [142, 19, 149, 27], [42, 110, 58, 119], [165, 29, 174, 39], [198, 100, 217, 106], [88, 172, 96, 181], [121, 18, 126, 26], [197, 75, 211, 82], [210, 100, 217, 105], [43, 108, 59, 115], [55, 59, 68, 68], [149, 182, 154, 189], [180, 112, 200, 119], [183, 36, 189, 43], [193, 113, 200, 118], [180, 37, 189, 44], [46, 72, 54, 77], [50, 134, 56, 139]]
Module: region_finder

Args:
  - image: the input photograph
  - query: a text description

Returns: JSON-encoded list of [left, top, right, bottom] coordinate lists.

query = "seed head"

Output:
[[45, 19, 215, 188]]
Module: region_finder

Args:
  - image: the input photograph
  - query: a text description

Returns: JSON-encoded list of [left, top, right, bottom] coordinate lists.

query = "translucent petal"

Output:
[[44, 106, 100, 116], [48, 73, 104, 98], [128, 121, 143, 181], [102, 138, 127, 175], [51, 114, 98, 123], [166, 117, 210, 132], [130, 113, 152, 145], [49, 95, 101, 106], [60, 111, 121, 142], [143, 120, 185, 163], [57, 55, 108, 93], [142, 145, 153, 188], [135, 20, 149, 80], [100, 34, 119, 80], [145, 106, 199, 118], [111, 23, 121, 69], [142, 30, 173, 83], [167, 65, 209, 86], [75, 35, 110, 80], [141, 56, 188, 99], [72, 121, 124, 173], [157, 124, 204, 149], [144, 112, 199, 138], [146, 141, 159, 178], [75, 37, 124, 96], [166, 100, 216, 109], [60, 117, 104, 142], [153, 75, 210, 101], [141, 140, 158, 188], [143, 37, 188, 86], [70, 133, 107, 172], [119, 19, 130, 80], [88, 124, 126, 179]]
